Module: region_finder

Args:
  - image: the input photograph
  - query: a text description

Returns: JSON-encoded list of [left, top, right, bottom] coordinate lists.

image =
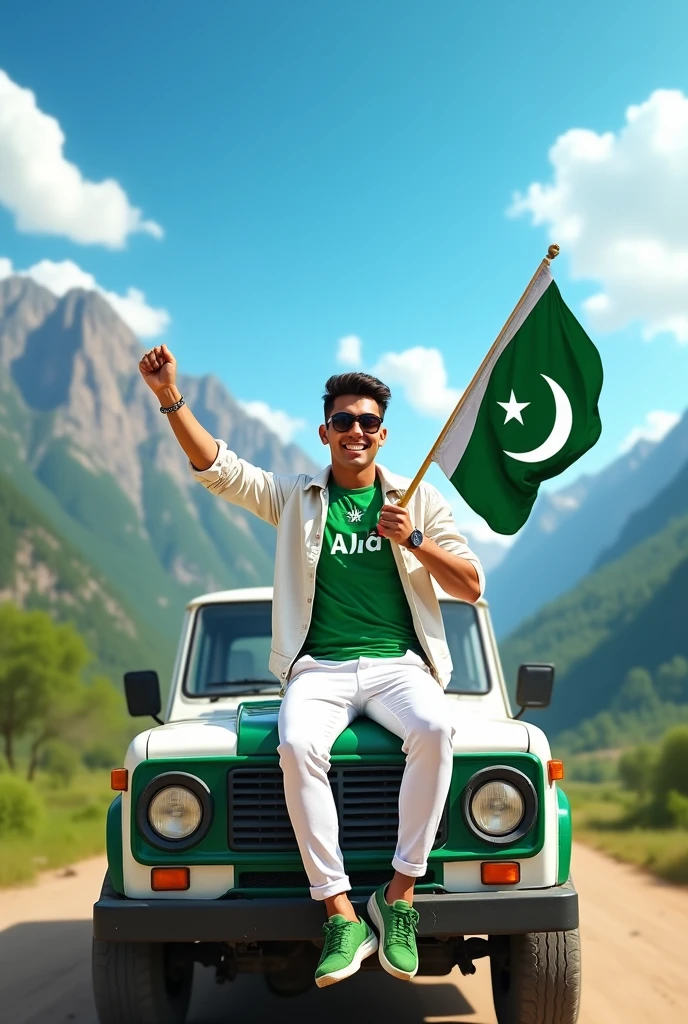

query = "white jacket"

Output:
[[189, 440, 485, 688]]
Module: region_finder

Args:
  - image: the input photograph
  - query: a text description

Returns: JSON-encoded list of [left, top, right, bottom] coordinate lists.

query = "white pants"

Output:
[[277, 651, 455, 901]]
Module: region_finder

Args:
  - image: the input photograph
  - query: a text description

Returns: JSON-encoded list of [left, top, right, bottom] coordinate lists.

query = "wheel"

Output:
[[489, 929, 581, 1024], [92, 874, 194, 1024], [264, 942, 318, 996], [264, 969, 315, 997]]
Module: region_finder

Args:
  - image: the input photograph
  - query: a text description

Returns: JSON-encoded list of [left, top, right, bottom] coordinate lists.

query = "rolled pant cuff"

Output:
[[391, 855, 428, 878], [309, 876, 352, 901]]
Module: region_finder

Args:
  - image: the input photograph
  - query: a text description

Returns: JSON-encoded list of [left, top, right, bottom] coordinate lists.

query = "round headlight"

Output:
[[471, 780, 525, 836], [148, 786, 203, 840]]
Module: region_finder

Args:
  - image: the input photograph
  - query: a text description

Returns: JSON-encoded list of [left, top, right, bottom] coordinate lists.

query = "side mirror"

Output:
[[514, 663, 555, 719], [124, 670, 163, 724]]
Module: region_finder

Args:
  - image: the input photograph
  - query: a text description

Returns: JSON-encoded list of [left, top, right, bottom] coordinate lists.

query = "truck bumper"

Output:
[[94, 883, 578, 943]]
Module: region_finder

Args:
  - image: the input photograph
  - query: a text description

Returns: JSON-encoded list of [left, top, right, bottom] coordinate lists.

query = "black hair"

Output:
[[322, 372, 392, 421]]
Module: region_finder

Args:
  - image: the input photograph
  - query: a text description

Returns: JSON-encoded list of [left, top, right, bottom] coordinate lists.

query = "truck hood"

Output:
[[146, 700, 531, 759]]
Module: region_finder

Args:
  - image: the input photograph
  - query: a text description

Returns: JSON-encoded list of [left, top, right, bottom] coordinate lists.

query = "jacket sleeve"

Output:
[[421, 485, 486, 598], [187, 439, 300, 526]]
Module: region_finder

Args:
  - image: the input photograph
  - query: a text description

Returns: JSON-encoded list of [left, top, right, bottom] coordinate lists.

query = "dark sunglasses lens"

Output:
[[331, 413, 355, 431], [329, 412, 382, 432]]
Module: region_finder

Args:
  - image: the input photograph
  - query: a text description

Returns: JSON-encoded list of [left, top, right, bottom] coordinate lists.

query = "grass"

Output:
[[567, 781, 688, 884], [0, 769, 113, 888]]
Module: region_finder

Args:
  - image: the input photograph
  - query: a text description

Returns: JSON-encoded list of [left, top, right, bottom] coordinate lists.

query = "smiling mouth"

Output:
[[342, 443, 370, 452]]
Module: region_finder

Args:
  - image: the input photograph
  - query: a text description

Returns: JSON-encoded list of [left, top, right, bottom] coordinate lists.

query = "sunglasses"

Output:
[[326, 412, 383, 434]]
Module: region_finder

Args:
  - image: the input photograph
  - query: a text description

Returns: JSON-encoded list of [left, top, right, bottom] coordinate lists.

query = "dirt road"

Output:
[[0, 843, 686, 1024]]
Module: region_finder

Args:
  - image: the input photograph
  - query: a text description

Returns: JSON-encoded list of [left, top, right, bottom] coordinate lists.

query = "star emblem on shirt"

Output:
[[497, 389, 531, 425], [346, 507, 364, 523]]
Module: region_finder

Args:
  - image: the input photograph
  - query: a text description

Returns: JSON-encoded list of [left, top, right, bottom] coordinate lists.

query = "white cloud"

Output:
[[0, 69, 162, 247], [463, 518, 518, 548], [337, 335, 363, 365], [509, 89, 688, 342], [372, 346, 461, 418], [448, 496, 519, 570], [238, 400, 306, 442], [333, 334, 461, 418], [452, 501, 518, 549], [0, 257, 170, 338], [618, 409, 680, 454]]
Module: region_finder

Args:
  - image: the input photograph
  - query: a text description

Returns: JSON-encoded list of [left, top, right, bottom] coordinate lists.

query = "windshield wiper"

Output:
[[205, 680, 279, 701]]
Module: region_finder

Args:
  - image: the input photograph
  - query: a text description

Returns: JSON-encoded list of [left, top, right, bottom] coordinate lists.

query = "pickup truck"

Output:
[[92, 585, 580, 1024]]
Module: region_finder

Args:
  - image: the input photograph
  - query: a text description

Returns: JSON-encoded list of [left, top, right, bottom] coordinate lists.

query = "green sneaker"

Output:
[[367, 885, 420, 980], [314, 915, 378, 988]]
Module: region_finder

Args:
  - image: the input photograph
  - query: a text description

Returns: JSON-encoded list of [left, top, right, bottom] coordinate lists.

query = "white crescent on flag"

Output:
[[503, 374, 573, 464]]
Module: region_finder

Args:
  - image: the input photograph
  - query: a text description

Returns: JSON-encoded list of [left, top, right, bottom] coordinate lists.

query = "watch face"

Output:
[[410, 529, 423, 548]]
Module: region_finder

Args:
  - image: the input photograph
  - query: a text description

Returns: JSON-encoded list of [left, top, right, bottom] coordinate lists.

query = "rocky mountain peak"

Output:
[[1, 272, 319, 525], [0, 276, 58, 371]]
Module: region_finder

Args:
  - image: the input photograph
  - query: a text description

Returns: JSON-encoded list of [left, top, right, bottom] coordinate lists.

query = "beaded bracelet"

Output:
[[159, 395, 185, 414]]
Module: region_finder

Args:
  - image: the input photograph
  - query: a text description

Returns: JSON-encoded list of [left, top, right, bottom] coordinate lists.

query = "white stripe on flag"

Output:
[[434, 264, 553, 478]]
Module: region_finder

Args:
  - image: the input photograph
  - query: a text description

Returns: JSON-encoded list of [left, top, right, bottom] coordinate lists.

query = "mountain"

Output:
[[499, 510, 688, 736], [486, 414, 688, 638], [0, 466, 170, 682], [593, 451, 688, 571], [461, 531, 510, 574], [0, 275, 320, 648]]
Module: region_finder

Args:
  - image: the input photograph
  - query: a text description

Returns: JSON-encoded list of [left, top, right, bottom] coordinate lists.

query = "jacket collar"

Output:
[[304, 462, 409, 497]]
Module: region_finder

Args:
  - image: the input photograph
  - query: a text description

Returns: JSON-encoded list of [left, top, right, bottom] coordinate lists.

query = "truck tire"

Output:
[[92, 874, 194, 1024], [489, 929, 581, 1024]]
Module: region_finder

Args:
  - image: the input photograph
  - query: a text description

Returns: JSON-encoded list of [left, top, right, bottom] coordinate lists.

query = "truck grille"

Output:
[[236, 868, 436, 889], [228, 765, 448, 852]]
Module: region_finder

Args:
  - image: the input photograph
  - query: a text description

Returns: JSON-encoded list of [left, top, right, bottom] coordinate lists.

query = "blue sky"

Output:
[[2, 1, 688, 547]]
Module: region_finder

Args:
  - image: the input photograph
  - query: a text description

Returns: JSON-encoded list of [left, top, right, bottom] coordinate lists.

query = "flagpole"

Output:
[[397, 244, 560, 509]]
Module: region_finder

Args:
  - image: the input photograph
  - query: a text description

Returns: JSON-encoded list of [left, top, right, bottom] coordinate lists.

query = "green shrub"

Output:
[[0, 775, 44, 838], [71, 802, 103, 822], [618, 744, 658, 798], [653, 725, 688, 799], [41, 740, 81, 787], [82, 742, 120, 771], [567, 755, 618, 783], [667, 790, 688, 829]]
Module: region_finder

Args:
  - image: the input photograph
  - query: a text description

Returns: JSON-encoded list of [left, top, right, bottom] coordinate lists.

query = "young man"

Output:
[[139, 344, 485, 988]]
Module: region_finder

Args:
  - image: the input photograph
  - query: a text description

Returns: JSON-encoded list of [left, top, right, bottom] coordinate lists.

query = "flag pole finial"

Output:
[[397, 244, 563, 510]]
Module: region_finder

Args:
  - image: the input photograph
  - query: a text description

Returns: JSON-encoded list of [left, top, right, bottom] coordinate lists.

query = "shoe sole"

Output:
[[367, 893, 419, 982], [314, 932, 379, 989]]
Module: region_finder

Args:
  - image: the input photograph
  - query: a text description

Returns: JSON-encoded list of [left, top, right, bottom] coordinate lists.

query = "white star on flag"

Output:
[[497, 390, 531, 425]]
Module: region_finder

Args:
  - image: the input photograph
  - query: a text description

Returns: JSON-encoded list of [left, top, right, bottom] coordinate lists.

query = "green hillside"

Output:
[[593, 456, 688, 571], [0, 468, 173, 685], [500, 513, 688, 736], [0, 429, 274, 649]]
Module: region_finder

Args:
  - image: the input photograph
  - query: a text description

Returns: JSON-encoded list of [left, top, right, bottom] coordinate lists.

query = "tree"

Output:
[[617, 744, 658, 798], [653, 725, 688, 804], [25, 674, 125, 781], [655, 656, 688, 703], [0, 604, 90, 773], [41, 740, 81, 787], [611, 667, 659, 714]]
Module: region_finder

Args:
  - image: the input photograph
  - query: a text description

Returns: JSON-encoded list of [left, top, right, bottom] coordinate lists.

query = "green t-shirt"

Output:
[[302, 478, 423, 662]]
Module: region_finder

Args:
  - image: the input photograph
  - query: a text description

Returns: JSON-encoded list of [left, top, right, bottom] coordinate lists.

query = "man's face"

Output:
[[318, 394, 387, 471]]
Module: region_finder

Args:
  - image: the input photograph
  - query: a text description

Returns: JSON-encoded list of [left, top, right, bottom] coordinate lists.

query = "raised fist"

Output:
[[139, 344, 177, 394]]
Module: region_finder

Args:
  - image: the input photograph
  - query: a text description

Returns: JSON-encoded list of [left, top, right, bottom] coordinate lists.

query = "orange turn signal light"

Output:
[[151, 867, 190, 892], [481, 862, 520, 885], [110, 769, 128, 791], [548, 759, 564, 783]]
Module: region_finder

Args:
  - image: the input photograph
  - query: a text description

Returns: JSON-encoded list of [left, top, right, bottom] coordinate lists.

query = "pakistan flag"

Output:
[[433, 264, 603, 534]]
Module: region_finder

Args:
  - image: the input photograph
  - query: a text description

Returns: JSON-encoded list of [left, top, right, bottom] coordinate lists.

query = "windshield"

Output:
[[184, 599, 490, 698]]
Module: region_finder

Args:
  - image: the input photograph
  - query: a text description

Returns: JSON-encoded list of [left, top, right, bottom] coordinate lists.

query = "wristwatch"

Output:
[[407, 529, 424, 549]]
